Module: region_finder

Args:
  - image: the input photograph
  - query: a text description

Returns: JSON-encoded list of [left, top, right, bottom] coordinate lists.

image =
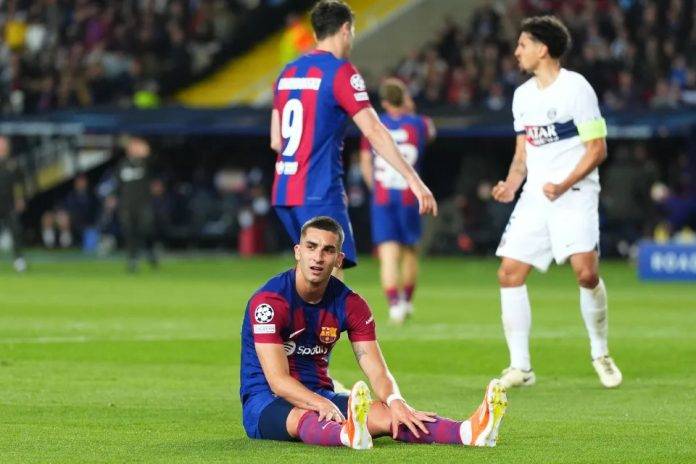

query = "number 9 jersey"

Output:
[[271, 50, 372, 206]]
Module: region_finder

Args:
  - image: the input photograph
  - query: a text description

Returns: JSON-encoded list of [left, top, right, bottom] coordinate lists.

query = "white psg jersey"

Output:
[[513, 68, 605, 197]]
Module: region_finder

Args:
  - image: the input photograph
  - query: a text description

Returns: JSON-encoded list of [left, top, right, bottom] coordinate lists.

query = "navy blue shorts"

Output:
[[274, 204, 358, 268], [250, 390, 349, 441], [371, 202, 422, 246]]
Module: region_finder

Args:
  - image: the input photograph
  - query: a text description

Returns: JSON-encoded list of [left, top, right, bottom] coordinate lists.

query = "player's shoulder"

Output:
[[513, 76, 536, 96], [561, 68, 595, 92], [251, 269, 294, 303]]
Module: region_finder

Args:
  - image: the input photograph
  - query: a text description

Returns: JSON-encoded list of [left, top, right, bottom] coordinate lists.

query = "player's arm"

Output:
[[542, 136, 607, 201], [353, 107, 437, 215], [543, 78, 608, 201], [255, 343, 345, 422], [270, 109, 281, 154], [359, 148, 373, 190], [492, 134, 527, 203], [351, 340, 436, 438]]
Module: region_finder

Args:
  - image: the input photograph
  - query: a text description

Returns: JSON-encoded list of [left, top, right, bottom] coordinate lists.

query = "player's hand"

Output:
[[492, 181, 515, 203], [409, 178, 438, 216], [388, 399, 437, 439], [315, 397, 346, 423], [542, 182, 566, 201]]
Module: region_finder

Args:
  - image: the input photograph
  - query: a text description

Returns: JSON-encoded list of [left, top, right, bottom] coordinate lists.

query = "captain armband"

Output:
[[577, 118, 607, 142]]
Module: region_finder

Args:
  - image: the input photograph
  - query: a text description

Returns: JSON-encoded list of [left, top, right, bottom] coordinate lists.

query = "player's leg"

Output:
[[280, 382, 371, 449], [400, 245, 418, 317], [497, 257, 536, 387], [399, 204, 421, 317], [377, 241, 405, 323], [495, 198, 553, 387], [364, 379, 507, 447], [569, 251, 622, 388], [7, 212, 26, 272]]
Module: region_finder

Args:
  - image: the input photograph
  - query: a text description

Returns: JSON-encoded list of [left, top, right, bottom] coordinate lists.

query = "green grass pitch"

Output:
[[1, 255, 695, 463]]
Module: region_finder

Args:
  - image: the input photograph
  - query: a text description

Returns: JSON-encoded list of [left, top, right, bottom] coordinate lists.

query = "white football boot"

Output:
[[389, 302, 407, 325], [402, 301, 414, 319], [592, 355, 622, 388], [500, 367, 536, 388], [459, 378, 508, 447], [340, 380, 373, 450]]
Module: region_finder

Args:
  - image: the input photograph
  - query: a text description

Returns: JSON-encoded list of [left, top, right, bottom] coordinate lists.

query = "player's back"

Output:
[[272, 50, 371, 207], [365, 112, 430, 205]]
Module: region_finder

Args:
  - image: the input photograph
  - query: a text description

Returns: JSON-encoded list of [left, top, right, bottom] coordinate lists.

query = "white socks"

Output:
[[500, 285, 532, 371], [580, 278, 609, 359]]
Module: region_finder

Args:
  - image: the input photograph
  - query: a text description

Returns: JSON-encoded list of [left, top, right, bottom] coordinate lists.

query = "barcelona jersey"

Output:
[[360, 113, 431, 206], [272, 50, 372, 206]]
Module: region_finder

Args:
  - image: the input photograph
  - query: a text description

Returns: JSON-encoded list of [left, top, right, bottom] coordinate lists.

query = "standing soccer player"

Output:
[[270, 0, 437, 273], [359, 78, 436, 323], [492, 16, 622, 388], [240, 216, 507, 448], [0, 136, 26, 272]]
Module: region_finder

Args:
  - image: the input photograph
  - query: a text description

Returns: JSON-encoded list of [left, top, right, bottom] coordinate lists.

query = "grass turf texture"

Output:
[[1, 255, 695, 463]]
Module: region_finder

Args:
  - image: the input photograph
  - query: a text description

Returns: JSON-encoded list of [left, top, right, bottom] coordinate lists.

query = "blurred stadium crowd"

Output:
[[0, 0, 308, 114], [1, 0, 694, 114], [394, 0, 695, 111], [0, 0, 694, 262]]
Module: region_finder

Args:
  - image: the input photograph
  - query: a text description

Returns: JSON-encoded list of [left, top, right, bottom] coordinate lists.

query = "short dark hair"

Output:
[[379, 78, 407, 107], [300, 216, 344, 249], [310, 0, 354, 41], [520, 16, 572, 59]]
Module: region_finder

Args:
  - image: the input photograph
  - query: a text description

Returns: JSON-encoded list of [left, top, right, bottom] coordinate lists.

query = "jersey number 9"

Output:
[[281, 98, 303, 157]]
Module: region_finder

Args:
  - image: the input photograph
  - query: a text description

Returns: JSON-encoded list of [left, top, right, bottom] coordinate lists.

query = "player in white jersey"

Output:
[[492, 16, 622, 389]]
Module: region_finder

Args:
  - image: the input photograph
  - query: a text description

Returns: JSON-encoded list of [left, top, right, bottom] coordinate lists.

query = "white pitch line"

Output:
[[0, 334, 232, 345]]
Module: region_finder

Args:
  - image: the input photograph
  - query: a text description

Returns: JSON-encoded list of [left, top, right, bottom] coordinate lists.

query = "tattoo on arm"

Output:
[[353, 345, 367, 362]]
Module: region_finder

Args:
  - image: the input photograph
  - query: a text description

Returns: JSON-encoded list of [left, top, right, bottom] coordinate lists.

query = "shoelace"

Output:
[[599, 357, 614, 374]]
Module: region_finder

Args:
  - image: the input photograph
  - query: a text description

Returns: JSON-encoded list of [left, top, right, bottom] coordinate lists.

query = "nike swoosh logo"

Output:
[[365, 316, 374, 325], [289, 328, 305, 339], [523, 376, 532, 382]]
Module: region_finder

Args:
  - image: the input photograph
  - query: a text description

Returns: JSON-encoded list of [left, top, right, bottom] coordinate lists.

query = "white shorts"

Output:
[[495, 188, 599, 272]]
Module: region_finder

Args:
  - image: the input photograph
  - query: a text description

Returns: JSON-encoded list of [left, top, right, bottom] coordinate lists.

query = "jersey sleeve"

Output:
[[333, 61, 372, 117], [512, 89, 525, 135], [247, 291, 290, 344], [571, 76, 607, 142], [345, 293, 376, 342]]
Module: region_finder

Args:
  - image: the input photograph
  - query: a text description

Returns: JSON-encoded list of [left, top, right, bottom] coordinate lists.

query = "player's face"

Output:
[[294, 228, 344, 284], [514, 32, 543, 73]]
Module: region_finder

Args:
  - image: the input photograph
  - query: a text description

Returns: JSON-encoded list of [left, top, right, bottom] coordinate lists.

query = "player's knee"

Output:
[[576, 269, 599, 288], [285, 407, 310, 437], [497, 266, 525, 287], [367, 401, 392, 434]]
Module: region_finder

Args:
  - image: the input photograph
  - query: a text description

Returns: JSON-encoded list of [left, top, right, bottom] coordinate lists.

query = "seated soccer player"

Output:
[[239, 216, 508, 449]]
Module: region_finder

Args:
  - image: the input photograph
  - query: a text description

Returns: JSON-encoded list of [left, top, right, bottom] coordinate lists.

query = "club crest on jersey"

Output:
[[319, 326, 338, 344], [254, 304, 274, 323], [525, 124, 560, 146], [350, 74, 366, 91]]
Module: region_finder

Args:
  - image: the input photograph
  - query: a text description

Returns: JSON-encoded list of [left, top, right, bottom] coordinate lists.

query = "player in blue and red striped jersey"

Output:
[[270, 0, 437, 274], [359, 78, 436, 323], [240, 216, 508, 449]]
